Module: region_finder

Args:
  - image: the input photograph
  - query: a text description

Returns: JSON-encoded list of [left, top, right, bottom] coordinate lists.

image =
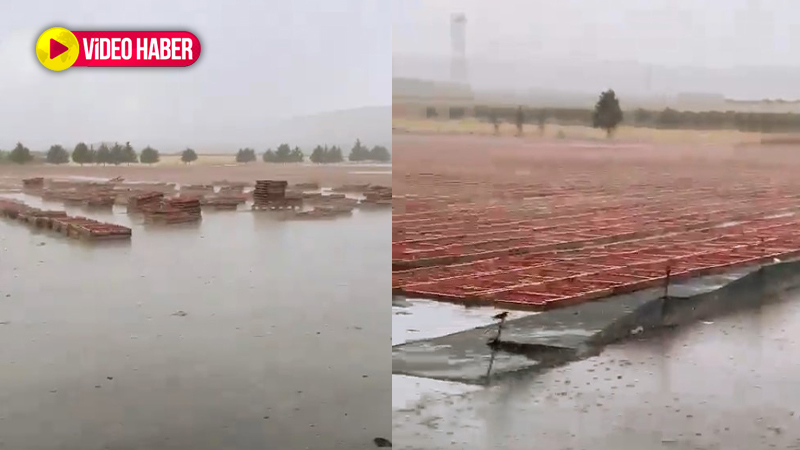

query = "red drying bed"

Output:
[[392, 140, 800, 310], [395, 214, 800, 310], [0, 199, 32, 217], [51, 216, 132, 239], [393, 196, 800, 266], [0, 199, 131, 241]]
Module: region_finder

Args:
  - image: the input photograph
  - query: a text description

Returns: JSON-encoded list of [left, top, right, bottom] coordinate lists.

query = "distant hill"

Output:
[[393, 53, 800, 104], [263, 105, 391, 152]]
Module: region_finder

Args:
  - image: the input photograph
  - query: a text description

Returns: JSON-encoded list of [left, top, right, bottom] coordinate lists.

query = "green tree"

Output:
[[592, 89, 624, 137], [121, 141, 138, 164], [489, 110, 500, 134], [275, 143, 292, 162], [633, 108, 653, 125], [72, 142, 92, 165], [309, 145, 325, 163], [327, 145, 344, 163], [289, 146, 304, 162], [46, 144, 70, 164], [537, 109, 548, 136], [657, 108, 681, 127], [515, 106, 525, 136], [181, 148, 198, 164], [262, 148, 277, 163], [109, 142, 124, 165], [9, 142, 32, 164], [348, 139, 370, 161], [140, 146, 160, 164], [236, 148, 256, 163], [95, 143, 111, 165], [368, 145, 391, 162]]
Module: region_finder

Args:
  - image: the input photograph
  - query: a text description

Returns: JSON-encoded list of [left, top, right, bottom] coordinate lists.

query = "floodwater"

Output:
[[0, 194, 390, 450], [393, 290, 800, 450]]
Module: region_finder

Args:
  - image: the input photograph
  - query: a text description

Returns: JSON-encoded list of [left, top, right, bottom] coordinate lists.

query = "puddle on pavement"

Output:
[[392, 298, 535, 346], [393, 289, 800, 450]]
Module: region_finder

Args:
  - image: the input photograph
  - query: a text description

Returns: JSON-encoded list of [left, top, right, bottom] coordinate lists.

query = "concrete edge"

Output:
[[592, 258, 800, 349], [393, 258, 800, 384]]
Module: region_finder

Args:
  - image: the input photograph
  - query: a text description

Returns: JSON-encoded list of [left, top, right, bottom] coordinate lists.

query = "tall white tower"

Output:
[[450, 13, 467, 84]]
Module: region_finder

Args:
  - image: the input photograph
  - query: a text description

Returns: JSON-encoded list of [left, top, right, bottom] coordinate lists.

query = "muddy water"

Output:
[[0, 195, 389, 450], [393, 290, 800, 450]]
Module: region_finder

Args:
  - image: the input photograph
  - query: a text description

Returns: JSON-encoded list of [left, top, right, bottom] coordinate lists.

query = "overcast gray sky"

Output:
[[393, 0, 800, 99], [393, 0, 793, 67], [393, 0, 800, 66], [0, 0, 390, 150]]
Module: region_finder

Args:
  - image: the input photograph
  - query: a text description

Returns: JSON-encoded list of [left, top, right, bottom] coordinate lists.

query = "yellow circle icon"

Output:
[[36, 27, 80, 71]]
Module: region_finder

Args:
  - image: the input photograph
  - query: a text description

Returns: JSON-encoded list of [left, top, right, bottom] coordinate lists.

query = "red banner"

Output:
[[71, 31, 201, 67]]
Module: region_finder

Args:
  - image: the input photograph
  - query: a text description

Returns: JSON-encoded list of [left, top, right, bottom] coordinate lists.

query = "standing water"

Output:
[[393, 289, 800, 450], [0, 194, 389, 450]]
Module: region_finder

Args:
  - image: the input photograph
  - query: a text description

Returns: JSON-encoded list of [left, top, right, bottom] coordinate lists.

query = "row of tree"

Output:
[[1, 142, 197, 165], [347, 140, 391, 162], [235, 140, 391, 164], [630, 108, 800, 132], [479, 90, 624, 137], [310, 145, 345, 163], [473, 89, 800, 135], [3, 139, 391, 165], [68, 142, 141, 165], [264, 144, 306, 163]]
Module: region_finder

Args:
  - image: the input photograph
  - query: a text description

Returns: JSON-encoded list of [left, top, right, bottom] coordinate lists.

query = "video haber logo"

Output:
[[36, 27, 201, 71]]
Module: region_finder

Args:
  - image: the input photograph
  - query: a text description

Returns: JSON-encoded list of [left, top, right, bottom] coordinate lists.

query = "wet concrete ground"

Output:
[[393, 288, 800, 450], [0, 194, 389, 450], [392, 298, 533, 346]]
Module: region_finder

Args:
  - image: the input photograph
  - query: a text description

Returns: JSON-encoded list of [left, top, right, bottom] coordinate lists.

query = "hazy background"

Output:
[[0, 0, 391, 152], [393, 0, 800, 102]]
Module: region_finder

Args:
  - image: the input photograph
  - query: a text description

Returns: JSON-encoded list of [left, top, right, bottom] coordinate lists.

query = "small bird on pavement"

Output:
[[493, 311, 509, 321], [489, 311, 509, 345], [373, 437, 392, 447]]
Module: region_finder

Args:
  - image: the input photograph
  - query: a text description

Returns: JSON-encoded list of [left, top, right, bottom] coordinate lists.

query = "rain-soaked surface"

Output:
[[393, 290, 800, 450], [0, 194, 389, 450], [392, 298, 533, 346]]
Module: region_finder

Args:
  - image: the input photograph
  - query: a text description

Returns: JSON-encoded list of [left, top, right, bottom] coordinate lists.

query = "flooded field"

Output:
[[0, 193, 390, 450], [393, 289, 800, 450], [0, 163, 392, 189]]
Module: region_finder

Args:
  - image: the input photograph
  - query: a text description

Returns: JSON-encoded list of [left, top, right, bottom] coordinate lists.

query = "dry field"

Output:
[[392, 117, 765, 146], [392, 133, 800, 310]]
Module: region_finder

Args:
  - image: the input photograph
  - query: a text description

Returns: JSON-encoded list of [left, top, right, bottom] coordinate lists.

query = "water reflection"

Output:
[[394, 289, 800, 450]]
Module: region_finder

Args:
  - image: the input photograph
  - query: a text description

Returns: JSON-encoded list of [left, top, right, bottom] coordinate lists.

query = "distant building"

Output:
[[450, 13, 467, 84], [675, 92, 725, 110], [723, 98, 800, 113], [392, 77, 474, 118], [393, 77, 473, 101]]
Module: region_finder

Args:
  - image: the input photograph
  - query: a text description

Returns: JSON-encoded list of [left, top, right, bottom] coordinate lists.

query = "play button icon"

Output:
[[49, 39, 69, 59], [36, 27, 80, 71]]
